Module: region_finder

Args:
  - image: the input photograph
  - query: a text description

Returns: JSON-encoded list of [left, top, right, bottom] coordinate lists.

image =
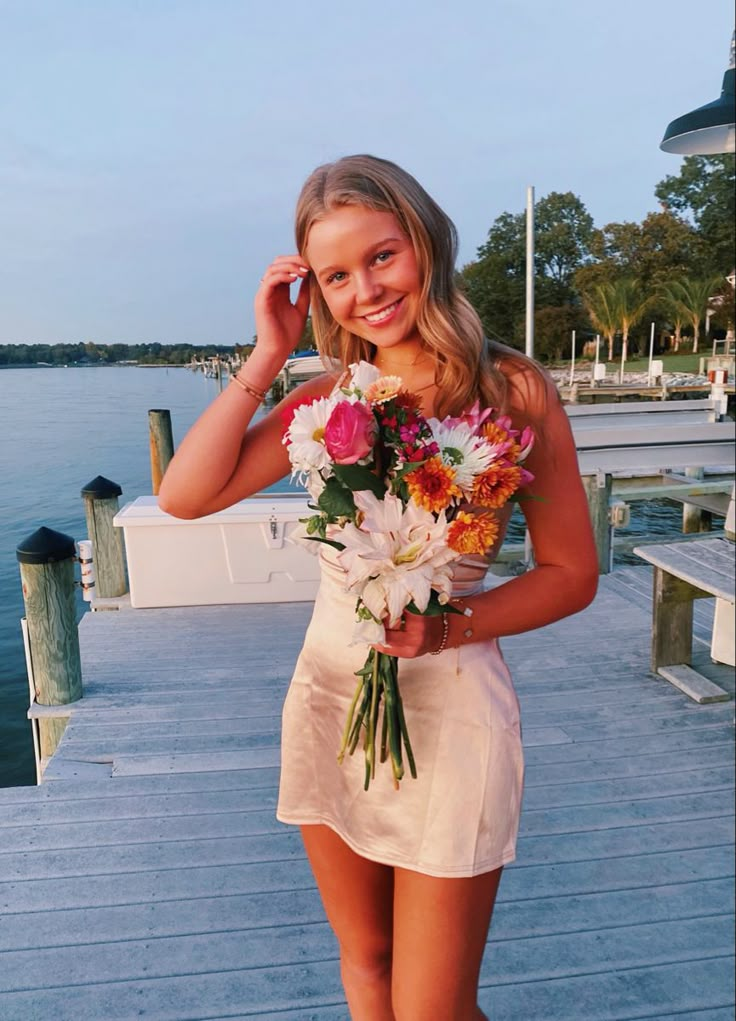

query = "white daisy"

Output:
[[304, 470, 326, 501], [427, 418, 495, 491], [284, 396, 338, 476]]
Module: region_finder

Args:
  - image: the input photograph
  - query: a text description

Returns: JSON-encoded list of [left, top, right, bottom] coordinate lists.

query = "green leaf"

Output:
[[405, 594, 463, 616], [392, 460, 427, 483], [304, 535, 345, 551], [318, 477, 357, 519], [332, 463, 386, 499]]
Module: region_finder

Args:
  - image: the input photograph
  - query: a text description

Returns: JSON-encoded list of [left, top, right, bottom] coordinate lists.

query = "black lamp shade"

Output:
[[660, 34, 736, 155]]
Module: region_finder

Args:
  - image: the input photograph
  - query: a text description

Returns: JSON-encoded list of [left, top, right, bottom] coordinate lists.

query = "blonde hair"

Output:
[[295, 154, 538, 418]]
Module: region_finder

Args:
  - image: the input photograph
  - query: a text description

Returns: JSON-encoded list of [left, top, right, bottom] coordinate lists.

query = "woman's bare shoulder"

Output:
[[496, 354, 560, 422]]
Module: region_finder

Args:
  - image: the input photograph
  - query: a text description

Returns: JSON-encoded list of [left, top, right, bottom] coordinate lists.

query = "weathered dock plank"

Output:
[[0, 567, 733, 1020]]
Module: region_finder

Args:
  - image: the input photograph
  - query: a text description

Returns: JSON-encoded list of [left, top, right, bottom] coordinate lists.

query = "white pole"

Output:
[[569, 330, 576, 387], [595, 334, 600, 369], [619, 339, 626, 385], [647, 321, 655, 387], [525, 186, 535, 360]]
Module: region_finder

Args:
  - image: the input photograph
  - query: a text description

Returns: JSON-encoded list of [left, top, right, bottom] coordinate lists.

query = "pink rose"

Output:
[[324, 401, 377, 464]]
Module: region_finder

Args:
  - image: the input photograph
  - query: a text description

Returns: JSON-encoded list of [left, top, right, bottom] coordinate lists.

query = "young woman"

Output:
[[158, 154, 599, 1021]]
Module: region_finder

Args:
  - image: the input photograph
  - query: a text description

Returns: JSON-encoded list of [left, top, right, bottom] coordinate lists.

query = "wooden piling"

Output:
[[149, 409, 175, 494], [582, 472, 613, 574], [16, 527, 82, 760], [682, 467, 712, 534], [81, 476, 127, 598]]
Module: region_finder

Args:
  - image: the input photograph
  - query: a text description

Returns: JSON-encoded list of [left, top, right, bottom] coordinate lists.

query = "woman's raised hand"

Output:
[[254, 256, 312, 364]]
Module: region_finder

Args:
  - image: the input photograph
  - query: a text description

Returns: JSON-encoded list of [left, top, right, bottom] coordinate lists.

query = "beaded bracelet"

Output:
[[231, 374, 267, 402], [430, 613, 450, 656]]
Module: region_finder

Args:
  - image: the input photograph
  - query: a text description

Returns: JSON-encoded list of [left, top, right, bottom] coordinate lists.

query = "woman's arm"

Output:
[[157, 361, 336, 518], [380, 366, 599, 656], [444, 369, 599, 646], [158, 254, 331, 519]]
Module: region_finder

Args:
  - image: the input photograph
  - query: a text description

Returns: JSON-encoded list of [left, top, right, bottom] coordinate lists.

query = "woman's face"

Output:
[[305, 205, 423, 355]]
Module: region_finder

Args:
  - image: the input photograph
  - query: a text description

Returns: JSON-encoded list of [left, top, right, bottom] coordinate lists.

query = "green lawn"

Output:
[[555, 352, 705, 374]]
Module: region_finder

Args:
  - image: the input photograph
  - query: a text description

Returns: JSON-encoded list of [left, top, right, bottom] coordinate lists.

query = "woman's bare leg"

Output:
[[300, 824, 395, 1020], [391, 865, 503, 1021]]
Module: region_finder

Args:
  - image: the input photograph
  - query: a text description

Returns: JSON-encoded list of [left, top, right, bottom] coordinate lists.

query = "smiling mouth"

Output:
[[363, 298, 403, 324]]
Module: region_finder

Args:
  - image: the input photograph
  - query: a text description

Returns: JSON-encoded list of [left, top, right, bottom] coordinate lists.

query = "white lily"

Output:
[[286, 519, 321, 556], [347, 360, 382, 395], [330, 491, 456, 625], [350, 614, 386, 646]]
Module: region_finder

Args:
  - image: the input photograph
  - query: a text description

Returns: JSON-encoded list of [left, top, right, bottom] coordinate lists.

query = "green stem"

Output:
[[348, 683, 371, 755], [338, 678, 365, 765], [380, 697, 388, 763], [394, 661, 417, 780], [364, 648, 381, 789], [381, 654, 404, 784]]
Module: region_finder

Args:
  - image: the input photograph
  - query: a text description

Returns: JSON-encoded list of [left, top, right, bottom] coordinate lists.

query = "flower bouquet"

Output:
[[282, 361, 534, 790]]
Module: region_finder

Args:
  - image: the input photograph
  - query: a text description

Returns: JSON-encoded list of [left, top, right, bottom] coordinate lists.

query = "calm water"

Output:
[[0, 366, 695, 788]]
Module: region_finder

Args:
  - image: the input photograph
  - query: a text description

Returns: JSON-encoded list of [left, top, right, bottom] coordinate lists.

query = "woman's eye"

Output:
[[375, 250, 393, 264], [327, 271, 347, 284]]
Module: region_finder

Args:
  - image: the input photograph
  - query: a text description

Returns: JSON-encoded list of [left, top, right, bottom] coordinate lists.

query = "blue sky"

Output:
[[1, 0, 733, 345]]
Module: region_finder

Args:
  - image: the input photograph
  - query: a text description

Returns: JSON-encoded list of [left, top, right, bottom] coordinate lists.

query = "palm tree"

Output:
[[610, 278, 650, 364], [658, 292, 685, 352], [659, 276, 725, 354], [582, 283, 618, 361]]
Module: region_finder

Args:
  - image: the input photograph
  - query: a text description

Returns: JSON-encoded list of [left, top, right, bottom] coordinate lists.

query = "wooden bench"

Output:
[[633, 537, 735, 704]]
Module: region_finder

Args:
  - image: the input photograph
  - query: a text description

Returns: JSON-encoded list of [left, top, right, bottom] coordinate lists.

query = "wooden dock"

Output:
[[0, 567, 734, 1020]]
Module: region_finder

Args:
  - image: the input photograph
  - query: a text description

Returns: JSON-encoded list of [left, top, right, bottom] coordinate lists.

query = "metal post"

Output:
[[525, 186, 535, 360]]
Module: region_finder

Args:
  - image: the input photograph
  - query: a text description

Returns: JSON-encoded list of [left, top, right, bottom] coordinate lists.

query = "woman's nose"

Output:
[[353, 271, 382, 306]]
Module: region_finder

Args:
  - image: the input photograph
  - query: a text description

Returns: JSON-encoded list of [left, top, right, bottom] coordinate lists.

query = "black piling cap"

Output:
[[81, 475, 123, 499], [16, 526, 76, 565]]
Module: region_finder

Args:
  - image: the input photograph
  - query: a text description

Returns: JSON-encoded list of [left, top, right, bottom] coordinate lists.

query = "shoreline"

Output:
[[0, 362, 190, 370]]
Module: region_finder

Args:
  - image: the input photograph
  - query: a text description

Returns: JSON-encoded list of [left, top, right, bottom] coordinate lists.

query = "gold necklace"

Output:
[[373, 349, 430, 374]]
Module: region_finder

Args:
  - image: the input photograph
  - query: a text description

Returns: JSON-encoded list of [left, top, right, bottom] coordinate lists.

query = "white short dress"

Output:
[[276, 543, 525, 879]]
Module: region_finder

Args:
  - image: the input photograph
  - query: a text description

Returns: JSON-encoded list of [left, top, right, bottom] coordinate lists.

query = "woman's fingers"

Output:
[[260, 256, 309, 282], [375, 613, 441, 658], [295, 274, 312, 316]]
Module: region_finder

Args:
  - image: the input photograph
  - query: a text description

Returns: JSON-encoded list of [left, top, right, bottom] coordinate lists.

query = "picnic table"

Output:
[[633, 537, 735, 704]]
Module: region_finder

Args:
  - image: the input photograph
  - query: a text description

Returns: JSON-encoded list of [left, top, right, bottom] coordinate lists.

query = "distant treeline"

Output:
[[0, 342, 250, 367]]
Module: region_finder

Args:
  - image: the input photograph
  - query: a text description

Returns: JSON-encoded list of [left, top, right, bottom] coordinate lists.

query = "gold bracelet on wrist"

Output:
[[231, 374, 267, 402], [430, 613, 450, 656]]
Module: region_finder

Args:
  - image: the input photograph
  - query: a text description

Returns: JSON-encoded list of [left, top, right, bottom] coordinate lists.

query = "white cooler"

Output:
[[114, 494, 321, 608]]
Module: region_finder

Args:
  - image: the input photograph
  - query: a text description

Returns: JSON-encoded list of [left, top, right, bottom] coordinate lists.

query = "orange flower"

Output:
[[482, 421, 520, 462], [405, 456, 461, 513], [447, 511, 499, 555], [364, 375, 404, 404], [471, 463, 523, 509]]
